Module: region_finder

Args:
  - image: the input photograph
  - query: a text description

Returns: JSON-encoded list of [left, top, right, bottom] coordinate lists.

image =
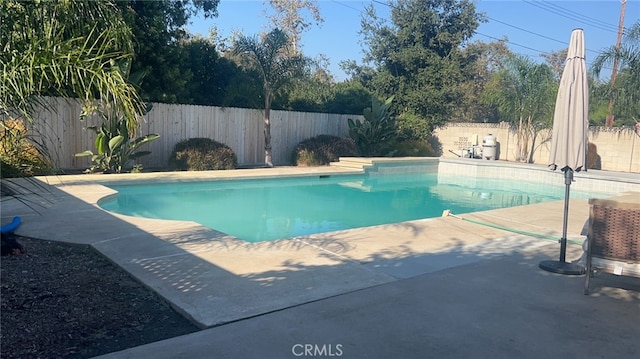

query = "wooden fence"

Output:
[[12, 97, 358, 169], [11, 98, 637, 173]]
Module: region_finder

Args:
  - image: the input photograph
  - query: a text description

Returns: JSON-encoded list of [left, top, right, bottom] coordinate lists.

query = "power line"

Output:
[[330, 1, 613, 70], [540, 0, 623, 32], [366, 0, 608, 56], [487, 17, 566, 45], [330, 0, 362, 13], [474, 32, 606, 70], [523, 0, 619, 34], [371, 0, 390, 8], [486, 16, 604, 57], [476, 32, 550, 55]]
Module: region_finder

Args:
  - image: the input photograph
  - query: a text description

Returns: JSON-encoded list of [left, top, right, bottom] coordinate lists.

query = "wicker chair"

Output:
[[584, 192, 640, 295]]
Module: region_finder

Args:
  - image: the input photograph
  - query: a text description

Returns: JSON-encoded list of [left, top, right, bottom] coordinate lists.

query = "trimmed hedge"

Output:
[[168, 138, 237, 171], [292, 135, 359, 166]]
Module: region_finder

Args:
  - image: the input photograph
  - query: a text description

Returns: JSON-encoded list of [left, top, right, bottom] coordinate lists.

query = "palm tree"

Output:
[[481, 55, 557, 163], [591, 20, 640, 127], [1, 1, 146, 246], [1, 0, 146, 134], [232, 28, 307, 167]]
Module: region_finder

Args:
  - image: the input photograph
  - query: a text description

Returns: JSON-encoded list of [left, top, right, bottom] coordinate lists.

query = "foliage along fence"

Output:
[[7, 98, 638, 173], [11, 97, 358, 170], [433, 122, 640, 173]]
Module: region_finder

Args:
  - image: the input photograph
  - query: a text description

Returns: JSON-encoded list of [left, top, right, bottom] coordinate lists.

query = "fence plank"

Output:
[[8, 97, 354, 170]]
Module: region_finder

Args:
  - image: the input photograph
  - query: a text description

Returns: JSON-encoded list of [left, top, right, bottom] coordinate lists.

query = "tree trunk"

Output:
[[527, 126, 538, 164], [520, 115, 532, 162], [516, 116, 525, 162], [264, 93, 273, 167]]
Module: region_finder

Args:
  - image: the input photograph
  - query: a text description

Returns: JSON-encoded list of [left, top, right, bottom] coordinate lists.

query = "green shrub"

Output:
[[169, 138, 237, 171], [390, 140, 437, 157], [347, 96, 397, 156], [292, 135, 358, 166], [75, 116, 159, 174], [397, 111, 431, 141], [0, 119, 53, 178]]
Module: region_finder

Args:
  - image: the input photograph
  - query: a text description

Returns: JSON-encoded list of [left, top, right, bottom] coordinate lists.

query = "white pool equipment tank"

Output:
[[482, 134, 497, 160]]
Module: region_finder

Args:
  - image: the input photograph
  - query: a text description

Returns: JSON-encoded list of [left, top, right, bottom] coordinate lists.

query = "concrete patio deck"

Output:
[[1, 164, 638, 358]]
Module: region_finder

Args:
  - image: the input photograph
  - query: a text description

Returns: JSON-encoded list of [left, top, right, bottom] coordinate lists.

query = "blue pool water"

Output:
[[100, 172, 599, 242]]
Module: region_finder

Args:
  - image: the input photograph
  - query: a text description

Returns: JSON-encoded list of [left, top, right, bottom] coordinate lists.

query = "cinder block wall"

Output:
[[433, 123, 639, 173]]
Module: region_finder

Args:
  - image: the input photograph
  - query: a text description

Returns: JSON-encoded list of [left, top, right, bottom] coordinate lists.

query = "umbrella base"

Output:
[[539, 260, 585, 275]]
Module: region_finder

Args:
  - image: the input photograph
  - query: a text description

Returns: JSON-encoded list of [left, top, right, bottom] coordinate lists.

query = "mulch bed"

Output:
[[0, 235, 200, 358]]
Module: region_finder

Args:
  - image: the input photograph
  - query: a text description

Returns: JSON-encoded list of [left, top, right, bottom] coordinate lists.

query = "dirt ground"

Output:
[[0, 235, 200, 358]]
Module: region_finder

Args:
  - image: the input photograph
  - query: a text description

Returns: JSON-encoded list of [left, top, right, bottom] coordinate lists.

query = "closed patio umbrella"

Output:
[[539, 28, 589, 275]]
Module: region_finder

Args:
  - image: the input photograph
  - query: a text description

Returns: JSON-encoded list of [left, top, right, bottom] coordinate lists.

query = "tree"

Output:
[[232, 29, 307, 166], [340, 59, 377, 86], [174, 36, 233, 106], [265, 0, 323, 54], [277, 55, 333, 112], [358, 0, 485, 131], [217, 62, 264, 109], [591, 20, 640, 126], [588, 77, 612, 126], [541, 48, 568, 81], [324, 81, 373, 115], [603, 69, 640, 126], [481, 55, 557, 163], [1, 0, 145, 134], [115, 0, 220, 103], [455, 39, 512, 122]]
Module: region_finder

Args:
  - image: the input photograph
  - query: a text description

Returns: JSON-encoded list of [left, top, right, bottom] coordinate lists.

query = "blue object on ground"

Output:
[[1, 216, 21, 233]]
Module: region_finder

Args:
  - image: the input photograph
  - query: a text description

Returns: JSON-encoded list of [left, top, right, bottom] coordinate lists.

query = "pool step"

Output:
[[329, 157, 375, 171], [330, 157, 439, 175]]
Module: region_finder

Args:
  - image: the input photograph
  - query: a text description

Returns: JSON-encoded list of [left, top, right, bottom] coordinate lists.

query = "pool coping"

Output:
[[2, 158, 639, 330]]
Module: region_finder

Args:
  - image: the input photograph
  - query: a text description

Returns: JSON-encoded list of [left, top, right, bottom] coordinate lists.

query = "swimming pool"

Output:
[[99, 172, 601, 242]]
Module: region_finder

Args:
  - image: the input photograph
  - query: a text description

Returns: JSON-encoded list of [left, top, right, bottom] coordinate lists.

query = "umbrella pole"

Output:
[[539, 169, 586, 275], [559, 169, 571, 262]]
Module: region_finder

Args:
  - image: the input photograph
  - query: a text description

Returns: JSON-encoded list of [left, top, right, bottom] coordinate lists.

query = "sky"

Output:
[[186, 0, 640, 81]]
